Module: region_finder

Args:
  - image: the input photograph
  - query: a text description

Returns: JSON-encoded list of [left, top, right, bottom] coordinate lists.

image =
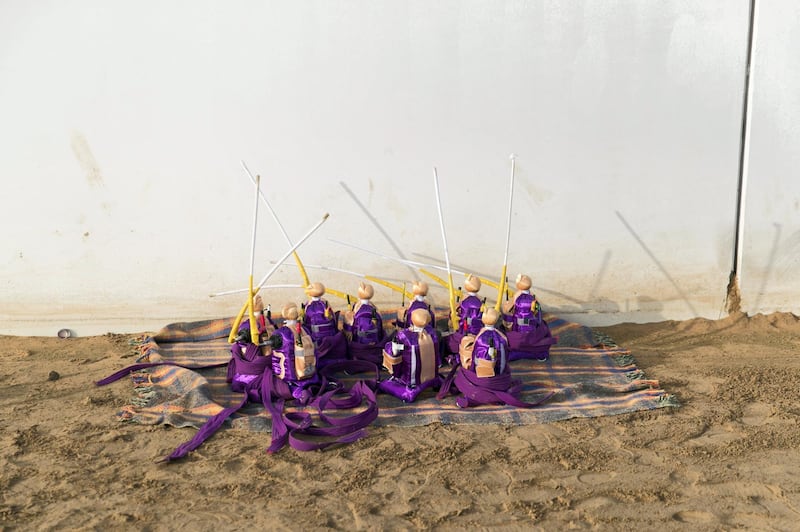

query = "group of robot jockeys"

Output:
[[230, 273, 557, 407]]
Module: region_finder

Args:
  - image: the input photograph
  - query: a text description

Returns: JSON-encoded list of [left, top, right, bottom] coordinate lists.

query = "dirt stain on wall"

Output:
[[70, 131, 104, 187]]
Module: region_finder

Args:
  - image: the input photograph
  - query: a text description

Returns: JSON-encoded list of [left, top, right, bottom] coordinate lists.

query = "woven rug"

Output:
[[110, 312, 677, 433]]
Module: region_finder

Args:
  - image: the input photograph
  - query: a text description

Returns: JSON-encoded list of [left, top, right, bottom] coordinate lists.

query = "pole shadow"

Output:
[[615, 210, 698, 317]]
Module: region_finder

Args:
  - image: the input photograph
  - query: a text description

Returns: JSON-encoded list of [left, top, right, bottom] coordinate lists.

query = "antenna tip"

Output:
[[322, 213, 330, 220], [509, 153, 517, 160]]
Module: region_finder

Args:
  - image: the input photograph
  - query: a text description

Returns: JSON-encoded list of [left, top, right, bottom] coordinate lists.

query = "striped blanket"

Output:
[[113, 311, 677, 433]]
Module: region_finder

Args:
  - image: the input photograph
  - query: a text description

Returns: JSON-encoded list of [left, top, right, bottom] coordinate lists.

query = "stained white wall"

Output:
[[740, 1, 800, 315], [1, 1, 791, 337]]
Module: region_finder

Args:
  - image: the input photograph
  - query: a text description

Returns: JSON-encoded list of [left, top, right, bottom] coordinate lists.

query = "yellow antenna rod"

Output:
[[419, 268, 448, 289], [302, 263, 403, 301], [247, 174, 261, 343], [365, 275, 414, 301], [293, 252, 310, 287], [325, 286, 357, 302]]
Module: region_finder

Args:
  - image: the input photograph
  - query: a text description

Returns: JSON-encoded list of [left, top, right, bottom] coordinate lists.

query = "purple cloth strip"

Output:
[[452, 368, 554, 408], [264, 361, 380, 453], [347, 340, 384, 365], [314, 331, 348, 368], [506, 328, 558, 350], [378, 377, 442, 403]]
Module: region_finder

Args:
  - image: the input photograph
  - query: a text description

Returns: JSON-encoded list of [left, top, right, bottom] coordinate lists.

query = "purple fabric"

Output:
[[114, 328, 382, 461], [378, 376, 441, 403], [471, 327, 510, 376], [397, 299, 436, 329], [506, 326, 558, 361], [379, 326, 441, 402], [347, 303, 385, 345], [457, 295, 483, 335], [263, 362, 380, 453], [161, 394, 249, 462], [347, 340, 383, 365], [270, 325, 309, 383], [302, 299, 338, 343], [344, 303, 386, 364], [314, 330, 348, 369], [228, 340, 269, 374], [445, 330, 465, 356], [383, 327, 440, 386], [436, 364, 553, 409], [504, 292, 542, 333], [228, 340, 271, 402]]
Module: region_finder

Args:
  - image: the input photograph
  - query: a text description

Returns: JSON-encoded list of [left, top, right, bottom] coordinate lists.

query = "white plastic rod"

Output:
[[254, 213, 329, 292], [210, 284, 304, 298]]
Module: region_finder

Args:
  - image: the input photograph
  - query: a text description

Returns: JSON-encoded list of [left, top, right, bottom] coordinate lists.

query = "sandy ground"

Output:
[[2, 311, 800, 531]]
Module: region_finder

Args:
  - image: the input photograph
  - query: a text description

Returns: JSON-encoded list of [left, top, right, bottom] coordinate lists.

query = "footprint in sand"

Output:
[[741, 402, 774, 426], [575, 495, 619, 510], [686, 375, 724, 395], [686, 425, 744, 446], [672, 510, 717, 523], [577, 472, 616, 485]]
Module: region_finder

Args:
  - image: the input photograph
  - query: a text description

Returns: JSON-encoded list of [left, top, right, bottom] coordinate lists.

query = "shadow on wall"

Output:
[[753, 222, 782, 311], [339, 181, 420, 281], [328, 189, 691, 324], [615, 211, 698, 318]]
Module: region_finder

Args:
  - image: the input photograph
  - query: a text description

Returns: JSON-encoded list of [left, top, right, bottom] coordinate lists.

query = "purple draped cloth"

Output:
[[379, 325, 441, 402]]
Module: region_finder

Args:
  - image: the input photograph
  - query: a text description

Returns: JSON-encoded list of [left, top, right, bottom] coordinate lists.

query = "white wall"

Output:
[[740, 1, 800, 315], [2, 1, 791, 337]]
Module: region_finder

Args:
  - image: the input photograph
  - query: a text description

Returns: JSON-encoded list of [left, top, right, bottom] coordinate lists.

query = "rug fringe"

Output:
[[131, 390, 157, 407], [612, 354, 635, 366], [625, 369, 645, 381], [658, 393, 680, 407]]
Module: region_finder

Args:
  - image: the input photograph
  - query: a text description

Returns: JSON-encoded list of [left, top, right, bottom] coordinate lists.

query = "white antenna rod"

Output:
[[210, 284, 303, 298], [241, 160, 295, 248], [254, 213, 329, 292]]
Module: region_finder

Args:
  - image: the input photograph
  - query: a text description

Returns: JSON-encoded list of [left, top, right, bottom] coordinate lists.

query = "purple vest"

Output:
[[508, 292, 542, 333], [227, 341, 271, 401], [458, 295, 483, 335], [271, 323, 316, 383], [401, 298, 436, 329], [382, 325, 440, 389], [303, 298, 338, 343], [470, 327, 510, 377], [349, 302, 384, 344]]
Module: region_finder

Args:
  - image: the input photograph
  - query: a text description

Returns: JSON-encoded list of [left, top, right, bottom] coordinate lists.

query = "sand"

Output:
[[2, 311, 800, 531]]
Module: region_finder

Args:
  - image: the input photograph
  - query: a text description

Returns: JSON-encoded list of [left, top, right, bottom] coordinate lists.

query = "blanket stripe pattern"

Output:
[[115, 312, 677, 432]]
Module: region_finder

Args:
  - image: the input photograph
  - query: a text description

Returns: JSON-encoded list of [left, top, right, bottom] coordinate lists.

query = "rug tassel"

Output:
[[625, 370, 645, 381], [612, 354, 635, 366]]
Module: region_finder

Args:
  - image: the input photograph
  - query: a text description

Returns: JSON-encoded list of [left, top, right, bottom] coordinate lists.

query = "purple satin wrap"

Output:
[[344, 303, 386, 364], [397, 299, 436, 329], [471, 327, 510, 376], [314, 330, 348, 369], [378, 375, 441, 403], [505, 326, 558, 361], [302, 299, 338, 343], [379, 326, 441, 402], [436, 364, 553, 409], [457, 295, 484, 335]]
